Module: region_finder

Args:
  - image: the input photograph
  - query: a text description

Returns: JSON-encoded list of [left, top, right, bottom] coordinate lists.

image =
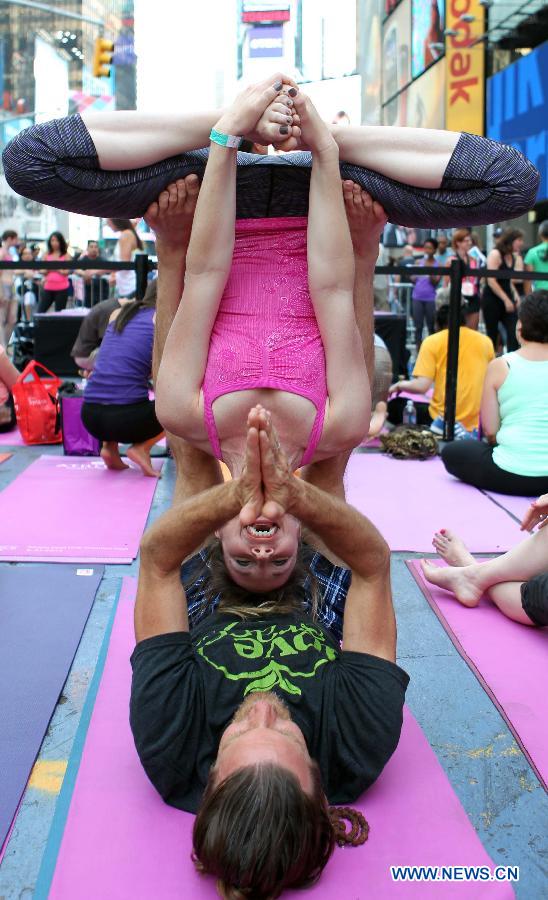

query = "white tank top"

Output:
[[114, 236, 136, 297]]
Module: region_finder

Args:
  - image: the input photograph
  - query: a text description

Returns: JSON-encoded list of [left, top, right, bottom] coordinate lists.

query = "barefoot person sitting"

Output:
[[81, 279, 164, 476], [421, 493, 548, 626], [131, 411, 408, 899]]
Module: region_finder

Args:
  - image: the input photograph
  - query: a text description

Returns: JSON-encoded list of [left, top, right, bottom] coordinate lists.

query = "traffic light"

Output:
[[93, 37, 114, 78]]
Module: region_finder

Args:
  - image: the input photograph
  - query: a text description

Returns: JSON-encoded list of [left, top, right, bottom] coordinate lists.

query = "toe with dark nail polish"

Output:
[[280, 125, 289, 135], [288, 88, 298, 97], [274, 81, 283, 91]]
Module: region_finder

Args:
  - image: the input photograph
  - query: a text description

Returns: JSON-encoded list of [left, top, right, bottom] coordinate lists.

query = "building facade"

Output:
[[0, 0, 137, 240]]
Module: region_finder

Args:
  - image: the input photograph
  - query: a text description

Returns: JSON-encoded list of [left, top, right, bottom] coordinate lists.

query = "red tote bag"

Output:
[[12, 360, 62, 445]]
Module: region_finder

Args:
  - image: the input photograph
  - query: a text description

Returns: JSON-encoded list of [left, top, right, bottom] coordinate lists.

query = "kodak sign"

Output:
[[445, 0, 485, 135]]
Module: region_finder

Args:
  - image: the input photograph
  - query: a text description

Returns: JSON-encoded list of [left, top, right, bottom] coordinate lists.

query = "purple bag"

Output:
[[60, 392, 101, 456]]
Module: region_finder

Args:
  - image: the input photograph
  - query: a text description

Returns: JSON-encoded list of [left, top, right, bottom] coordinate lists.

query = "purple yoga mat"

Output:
[[46, 579, 511, 900], [0, 455, 163, 562], [0, 564, 103, 856], [408, 560, 548, 791], [346, 454, 525, 552], [0, 425, 25, 446]]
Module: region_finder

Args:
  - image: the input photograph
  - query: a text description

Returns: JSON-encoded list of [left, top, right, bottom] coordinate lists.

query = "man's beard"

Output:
[[231, 691, 291, 724]]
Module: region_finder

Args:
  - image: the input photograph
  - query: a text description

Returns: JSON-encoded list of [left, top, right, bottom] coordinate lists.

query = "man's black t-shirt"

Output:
[[130, 613, 409, 813]]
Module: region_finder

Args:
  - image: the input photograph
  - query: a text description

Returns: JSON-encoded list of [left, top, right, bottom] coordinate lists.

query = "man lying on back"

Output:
[[130, 410, 409, 899]]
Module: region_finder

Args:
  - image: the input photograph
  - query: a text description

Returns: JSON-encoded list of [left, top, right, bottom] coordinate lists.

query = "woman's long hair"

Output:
[[186, 538, 320, 623], [113, 278, 157, 333], [110, 218, 143, 251], [495, 228, 523, 258], [47, 231, 68, 254]]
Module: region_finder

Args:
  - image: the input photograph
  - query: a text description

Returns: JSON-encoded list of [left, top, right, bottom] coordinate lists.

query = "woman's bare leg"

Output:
[[155, 80, 288, 436], [82, 77, 460, 190], [421, 527, 548, 624], [297, 92, 369, 448]]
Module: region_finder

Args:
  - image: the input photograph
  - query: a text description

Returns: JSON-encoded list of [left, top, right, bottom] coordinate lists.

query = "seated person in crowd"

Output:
[[0, 343, 18, 432], [442, 291, 548, 494], [81, 279, 164, 476], [131, 412, 408, 899], [388, 304, 494, 436], [74, 239, 110, 308], [71, 292, 135, 372], [421, 492, 548, 627]]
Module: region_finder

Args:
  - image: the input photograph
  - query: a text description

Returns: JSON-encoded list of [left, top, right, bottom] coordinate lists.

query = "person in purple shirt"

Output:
[[411, 237, 440, 352], [82, 279, 164, 476]]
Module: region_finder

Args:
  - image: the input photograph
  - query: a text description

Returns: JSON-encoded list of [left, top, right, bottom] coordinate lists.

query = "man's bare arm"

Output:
[[259, 423, 395, 661]]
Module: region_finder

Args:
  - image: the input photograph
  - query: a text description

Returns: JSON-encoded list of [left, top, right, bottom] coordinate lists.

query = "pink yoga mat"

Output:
[[485, 492, 536, 525], [346, 454, 525, 552], [0, 426, 25, 446], [408, 560, 548, 791], [45, 579, 511, 900], [0, 455, 163, 562]]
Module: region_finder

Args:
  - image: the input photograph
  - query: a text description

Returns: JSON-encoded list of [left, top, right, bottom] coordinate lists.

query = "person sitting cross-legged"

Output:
[[388, 303, 494, 436], [131, 412, 408, 899]]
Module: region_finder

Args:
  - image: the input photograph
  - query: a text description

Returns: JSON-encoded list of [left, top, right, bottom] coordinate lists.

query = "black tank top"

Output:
[[483, 252, 515, 302]]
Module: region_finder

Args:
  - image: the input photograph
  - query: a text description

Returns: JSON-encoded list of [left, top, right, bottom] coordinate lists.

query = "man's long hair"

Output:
[[192, 762, 368, 899]]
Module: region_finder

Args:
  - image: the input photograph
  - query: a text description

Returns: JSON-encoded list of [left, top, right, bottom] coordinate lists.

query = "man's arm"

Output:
[[388, 375, 432, 396], [135, 479, 242, 642], [135, 425, 264, 643], [259, 421, 395, 662]]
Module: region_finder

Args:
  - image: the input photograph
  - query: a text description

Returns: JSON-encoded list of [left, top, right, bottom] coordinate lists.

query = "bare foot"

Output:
[[254, 91, 301, 149], [144, 175, 200, 249], [126, 444, 161, 477], [342, 182, 388, 259], [420, 558, 484, 608], [292, 92, 336, 155], [366, 401, 387, 440], [101, 442, 129, 471], [432, 528, 475, 566]]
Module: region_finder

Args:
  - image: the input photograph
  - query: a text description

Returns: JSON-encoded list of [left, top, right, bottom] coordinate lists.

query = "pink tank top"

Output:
[[202, 217, 327, 466]]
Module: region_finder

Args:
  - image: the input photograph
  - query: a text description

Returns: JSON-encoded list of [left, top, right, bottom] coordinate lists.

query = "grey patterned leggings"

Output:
[[2, 114, 540, 227]]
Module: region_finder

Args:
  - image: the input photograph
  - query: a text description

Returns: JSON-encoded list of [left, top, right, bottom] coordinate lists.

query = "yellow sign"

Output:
[[445, 0, 485, 135]]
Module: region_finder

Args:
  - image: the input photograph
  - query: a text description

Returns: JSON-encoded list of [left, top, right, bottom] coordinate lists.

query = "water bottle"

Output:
[[403, 400, 417, 426]]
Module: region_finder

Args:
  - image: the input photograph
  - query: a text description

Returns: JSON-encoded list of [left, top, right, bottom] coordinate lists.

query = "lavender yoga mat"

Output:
[[0, 455, 163, 562], [484, 491, 536, 525], [0, 425, 25, 446], [408, 560, 548, 791], [36, 578, 511, 900], [345, 454, 523, 552], [0, 564, 104, 856]]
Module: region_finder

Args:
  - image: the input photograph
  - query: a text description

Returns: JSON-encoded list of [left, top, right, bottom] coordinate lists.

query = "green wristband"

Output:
[[209, 128, 243, 149]]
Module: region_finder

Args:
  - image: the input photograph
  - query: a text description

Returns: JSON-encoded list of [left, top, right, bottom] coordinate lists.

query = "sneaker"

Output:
[[430, 417, 476, 440], [429, 417, 444, 435]]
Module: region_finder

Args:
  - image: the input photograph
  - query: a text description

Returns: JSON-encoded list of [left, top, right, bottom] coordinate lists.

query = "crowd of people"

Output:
[[0, 72, 547, 899]]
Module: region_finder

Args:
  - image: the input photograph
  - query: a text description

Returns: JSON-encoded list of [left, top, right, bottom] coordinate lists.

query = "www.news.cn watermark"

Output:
[[391, 865, 519, 883]]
